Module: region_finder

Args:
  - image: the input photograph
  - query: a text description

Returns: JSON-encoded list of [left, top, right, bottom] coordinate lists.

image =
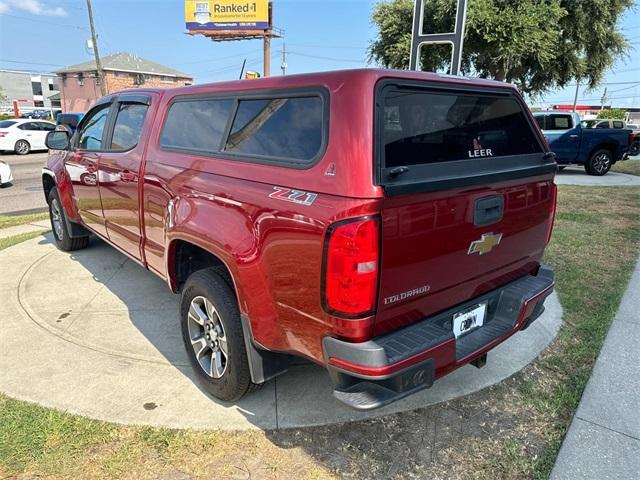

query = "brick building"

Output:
[[56, 52, 193, 112]]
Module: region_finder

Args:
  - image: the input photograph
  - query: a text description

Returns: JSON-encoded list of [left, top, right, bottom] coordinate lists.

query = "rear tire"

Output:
[[180, 268, 256, 402], [630, 141, 640, 157], [48, 187, 90, 251], [585, 149, 612, 176], [14, 140, 30, 155]]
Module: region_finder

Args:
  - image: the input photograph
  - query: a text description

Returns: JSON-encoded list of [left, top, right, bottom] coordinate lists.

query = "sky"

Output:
[[0, 0, 638, 107]]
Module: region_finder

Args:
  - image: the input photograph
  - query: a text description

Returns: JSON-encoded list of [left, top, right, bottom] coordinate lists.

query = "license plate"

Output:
[[452, 302, 487, 338]]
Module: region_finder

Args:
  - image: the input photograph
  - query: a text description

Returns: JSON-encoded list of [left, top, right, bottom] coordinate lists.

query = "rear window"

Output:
[[613, 121, 624, 129], [535, 114, 573, 130], [0, 121, 17, 128], [381, 87, 542, 168], [58, 114, 80, 128]]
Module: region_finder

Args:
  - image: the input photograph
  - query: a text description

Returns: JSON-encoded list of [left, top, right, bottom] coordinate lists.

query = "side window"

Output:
[[77, 105, 110, 150], [596, 121, 608, 129], [613, 121, 624, 129], [224, 96, 323, 162], [38, 122, 56, 131], [110, 103, 149, 151], [160, 99, 233, 152]]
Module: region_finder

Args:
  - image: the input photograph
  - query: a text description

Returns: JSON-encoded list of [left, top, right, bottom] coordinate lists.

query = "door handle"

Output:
[[570, 134, 579, 139], [474, 195, 504, 226], [120, 170, 137, 182]]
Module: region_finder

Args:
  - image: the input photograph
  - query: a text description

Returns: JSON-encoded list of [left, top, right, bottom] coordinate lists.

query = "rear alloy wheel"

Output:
[[14, 140, 30, 155], [180, 268, 256, 401], [585, 149, 612, 176]]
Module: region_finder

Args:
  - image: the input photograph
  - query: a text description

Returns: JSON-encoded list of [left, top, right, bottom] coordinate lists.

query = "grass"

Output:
[[0, 185, 639, 479], [0, 230, 49, 250], [611, 158, 640, 176], [0, 212, 49, 229]]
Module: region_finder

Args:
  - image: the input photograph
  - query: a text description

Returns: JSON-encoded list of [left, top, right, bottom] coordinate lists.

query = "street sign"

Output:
[[409, 0, 468, 75], [185, 0, 269, 31]]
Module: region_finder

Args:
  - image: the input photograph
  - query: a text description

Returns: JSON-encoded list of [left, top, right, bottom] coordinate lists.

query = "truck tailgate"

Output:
[[374, 178, 555, 335]]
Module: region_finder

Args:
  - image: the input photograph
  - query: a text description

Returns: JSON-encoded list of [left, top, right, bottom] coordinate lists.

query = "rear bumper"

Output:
[[323, 265, 554, 410]]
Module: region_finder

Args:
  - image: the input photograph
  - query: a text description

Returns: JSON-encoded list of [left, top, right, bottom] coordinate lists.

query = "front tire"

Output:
[[585, 149, 612, 176], [180, 268, 255, 402], [14, 140, 30, 155], [48, 187, 90, 251]]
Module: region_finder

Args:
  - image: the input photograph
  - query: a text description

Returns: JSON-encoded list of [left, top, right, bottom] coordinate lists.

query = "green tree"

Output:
[[597, 108, 627, 120], [369, 0, 633, 96]]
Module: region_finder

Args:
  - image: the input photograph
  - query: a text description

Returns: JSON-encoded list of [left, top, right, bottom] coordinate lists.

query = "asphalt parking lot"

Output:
[[0, 151, 49, 215]]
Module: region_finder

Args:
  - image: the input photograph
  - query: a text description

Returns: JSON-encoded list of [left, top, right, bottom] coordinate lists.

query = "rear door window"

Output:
[[613, 121, 624, 129], [224, 96, 323, 163]]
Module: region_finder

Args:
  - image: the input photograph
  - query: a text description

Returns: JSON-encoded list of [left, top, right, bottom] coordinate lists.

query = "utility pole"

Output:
[[263, 36, 271, 77], [600, 87, 608, 111], [86, 0, 106, 96], [572, 79, 580, 112], [280, 43, 287, 75]]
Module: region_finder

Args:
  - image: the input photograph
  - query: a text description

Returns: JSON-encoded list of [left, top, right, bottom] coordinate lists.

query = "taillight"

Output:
[[323, 216, 380, 317], [546, 184, 558, 244]]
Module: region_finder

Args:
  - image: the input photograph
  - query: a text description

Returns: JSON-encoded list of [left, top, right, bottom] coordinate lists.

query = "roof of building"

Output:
[[56, 52, 192, 78]]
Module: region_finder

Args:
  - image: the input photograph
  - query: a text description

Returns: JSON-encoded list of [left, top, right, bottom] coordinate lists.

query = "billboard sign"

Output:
[[185, 0, 269, 31]]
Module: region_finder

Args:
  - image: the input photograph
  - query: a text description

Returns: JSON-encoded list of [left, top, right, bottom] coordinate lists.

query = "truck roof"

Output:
[[115, 68, 517, 99]]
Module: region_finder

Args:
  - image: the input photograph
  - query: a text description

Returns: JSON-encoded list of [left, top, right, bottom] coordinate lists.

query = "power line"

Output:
[[0, 58, 66, 67], [287, 51, 365, 64], [286, 43, 368, 50], [0, 12, 87, 30]]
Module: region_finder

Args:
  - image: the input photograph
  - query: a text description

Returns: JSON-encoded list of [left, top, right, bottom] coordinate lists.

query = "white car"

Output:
[[0, 160, 12, 186], [0, 119, 56, 155]]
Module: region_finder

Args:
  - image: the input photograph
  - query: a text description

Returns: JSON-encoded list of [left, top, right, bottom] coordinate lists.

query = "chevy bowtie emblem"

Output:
[[468, 232, 503, 255]]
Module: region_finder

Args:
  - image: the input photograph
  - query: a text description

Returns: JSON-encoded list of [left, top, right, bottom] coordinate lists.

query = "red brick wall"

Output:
[[60, 71, 193, 113], [105, 72, 192, 93]]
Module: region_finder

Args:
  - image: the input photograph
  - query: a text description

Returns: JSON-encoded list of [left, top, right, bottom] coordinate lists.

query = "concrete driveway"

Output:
[[0, 233, 563, 430]]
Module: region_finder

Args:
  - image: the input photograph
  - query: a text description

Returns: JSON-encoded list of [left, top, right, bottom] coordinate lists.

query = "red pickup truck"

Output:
[[43, 69, 557, 410]]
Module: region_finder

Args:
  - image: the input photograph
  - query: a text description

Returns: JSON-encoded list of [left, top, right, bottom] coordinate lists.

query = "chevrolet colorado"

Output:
[[43, 69, 557, 410]]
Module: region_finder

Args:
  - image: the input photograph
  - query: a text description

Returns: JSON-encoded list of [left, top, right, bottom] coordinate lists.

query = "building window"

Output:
[[114, 71, 130, 78], [144, 74, 153, 81], [48, 83, 55, 91], [34, 100, 44, 107], [31, 81, 43, 96], [160, 76, 177, 83]]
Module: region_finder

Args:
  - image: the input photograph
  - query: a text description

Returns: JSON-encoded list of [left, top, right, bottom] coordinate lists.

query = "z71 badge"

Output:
[[268, 186, 318, 206]]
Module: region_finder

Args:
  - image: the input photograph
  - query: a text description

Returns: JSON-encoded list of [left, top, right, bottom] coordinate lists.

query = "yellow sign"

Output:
[[185, 0, 269, 30]]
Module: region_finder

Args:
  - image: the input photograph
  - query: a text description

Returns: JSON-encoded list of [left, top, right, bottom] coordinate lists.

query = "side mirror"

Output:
[[46, 130, 70, 150]]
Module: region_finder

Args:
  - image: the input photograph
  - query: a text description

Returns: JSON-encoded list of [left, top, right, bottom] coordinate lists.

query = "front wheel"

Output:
[[48, 188, 90, 251], [14, 140, 30, 155], [180, 268, 256, 402], [585, 149, 612, 176]]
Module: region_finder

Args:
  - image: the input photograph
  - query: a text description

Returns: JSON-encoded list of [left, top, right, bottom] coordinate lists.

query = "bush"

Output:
[[596, 108, 626, 120]]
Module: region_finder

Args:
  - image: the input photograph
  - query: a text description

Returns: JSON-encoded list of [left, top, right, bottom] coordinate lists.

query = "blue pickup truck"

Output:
[[533, 112, 633, 175]]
